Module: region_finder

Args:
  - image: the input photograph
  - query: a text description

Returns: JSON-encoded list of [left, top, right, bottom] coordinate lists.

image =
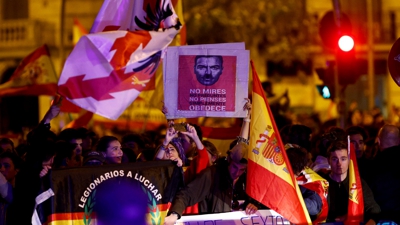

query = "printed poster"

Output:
[[164, 43, 249, 119]]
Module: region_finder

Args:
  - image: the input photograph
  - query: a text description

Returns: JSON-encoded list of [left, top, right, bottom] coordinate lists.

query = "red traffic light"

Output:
[[338, 35, 354, 52], [319, 11, 352, 49]]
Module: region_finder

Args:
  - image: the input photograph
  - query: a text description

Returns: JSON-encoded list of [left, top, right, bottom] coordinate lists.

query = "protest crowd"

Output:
[[0, 0, 399, 224], [0, 81, 398, 225]]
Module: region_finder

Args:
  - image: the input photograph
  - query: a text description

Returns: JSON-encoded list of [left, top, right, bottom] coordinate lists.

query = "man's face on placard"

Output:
[[194, 56, 223, 86]]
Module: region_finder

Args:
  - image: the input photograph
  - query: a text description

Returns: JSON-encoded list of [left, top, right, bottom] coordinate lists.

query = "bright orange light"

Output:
[[338, 35, 354, 52]]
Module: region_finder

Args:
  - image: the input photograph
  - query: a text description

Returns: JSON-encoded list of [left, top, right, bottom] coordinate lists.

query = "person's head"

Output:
[[96, 136, 123, 164], [162, 138, 187, 165], [317, 127, 346, 157], [327, 141, 349, 180], [53, 140, 81, 168], [286, 147, 308, 176], [227, 143, 248, 181], [194, 55, 223, 86], [83, 151, 105, 166], [377, 124, 400, 150], [58, 128, 83, 156], [0, 152, 22, 184], [346, 126, 369, 158], [0, 138, 14, 154], [203, 140, 220, 166], [76, 127, 98, 154], [121, 133, 145, 156]]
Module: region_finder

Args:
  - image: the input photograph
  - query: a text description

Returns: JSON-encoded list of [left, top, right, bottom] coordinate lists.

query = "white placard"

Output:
[[164, 43, 249, 119], [177, 210, 290, 225]]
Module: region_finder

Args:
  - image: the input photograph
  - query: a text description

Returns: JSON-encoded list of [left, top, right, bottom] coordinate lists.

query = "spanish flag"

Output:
[[346, 136, 364, 224], [0, 45, 57, 96], [247, 61, 311, 224]]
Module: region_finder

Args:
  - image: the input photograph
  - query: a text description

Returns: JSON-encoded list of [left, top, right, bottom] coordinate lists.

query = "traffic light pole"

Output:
[[332, 0, 346, 128], [367, 0, 375, 110], [333, 59, 346, 128]]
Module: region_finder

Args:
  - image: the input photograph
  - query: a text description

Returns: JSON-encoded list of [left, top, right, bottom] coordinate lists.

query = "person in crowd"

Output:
[[58, 128, 83, 166], [0, 152, 21, 187], [286, 146, 326, 222], [52, 140, 81, 169], [0, 152, 21, 225], [95, 136, 123, 164], [346, 126, 373, 182], [121, 133, 145, 160], [0, 138, 14, 155], [82, 151, 105, 166], [369, 124, 400, 223], [136, 146, 156, 162], [322, 140, 381, 223], [154, 126, 189, 167], [163, 142, 256, 225], [312, 127, 346, 174], [346, 126, 368, 159], [76, 127, 98, 156], [8, 139, 58, 225]]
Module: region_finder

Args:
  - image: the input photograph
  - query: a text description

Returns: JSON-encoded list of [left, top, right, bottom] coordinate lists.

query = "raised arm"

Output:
[[181, 124, 204, 150], [237, 98, 251, 144]]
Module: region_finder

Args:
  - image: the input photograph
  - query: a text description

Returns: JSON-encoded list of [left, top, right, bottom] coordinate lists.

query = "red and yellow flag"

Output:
[[247, 61, 311, 224], [0, 45, 57, 96], [298, 167, 329, 224], [346, 137, 364, 224]]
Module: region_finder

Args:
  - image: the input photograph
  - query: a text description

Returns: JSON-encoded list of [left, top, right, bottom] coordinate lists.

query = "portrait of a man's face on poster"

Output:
[[177, 55, 236, 112], [164, 44, 249, 119]]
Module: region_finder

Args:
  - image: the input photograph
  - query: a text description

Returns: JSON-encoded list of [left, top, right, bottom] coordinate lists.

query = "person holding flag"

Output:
[[322, 140, 381, 224]]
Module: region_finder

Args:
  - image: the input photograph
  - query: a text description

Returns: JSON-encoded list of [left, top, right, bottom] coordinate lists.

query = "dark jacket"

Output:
[[323, 173, 381, 222], [169, 159, 236, 217], [369, 145, 400, 223], [300, 185, 322, 219]]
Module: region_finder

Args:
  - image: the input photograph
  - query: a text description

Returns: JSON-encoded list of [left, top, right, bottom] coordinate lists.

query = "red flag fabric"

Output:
[[0, 45, 57, 96], [59, 18, 88, 114], [58, 0, 180, 120], [63, 110, 94, 129], [297, 167, 329, 224], [247, 61, 311, 224], [346, 137, 364, 224], [201, 126, 242, 154]]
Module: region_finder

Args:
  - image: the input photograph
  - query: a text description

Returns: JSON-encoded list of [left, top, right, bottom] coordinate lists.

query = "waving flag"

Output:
[[0, 45, 57, 96], [58, 0, 180, 119], [247, 61, 311, 224], [138, 0, 186, 110], [346, 136, 364, 225], [59, 18, 89, 114]]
